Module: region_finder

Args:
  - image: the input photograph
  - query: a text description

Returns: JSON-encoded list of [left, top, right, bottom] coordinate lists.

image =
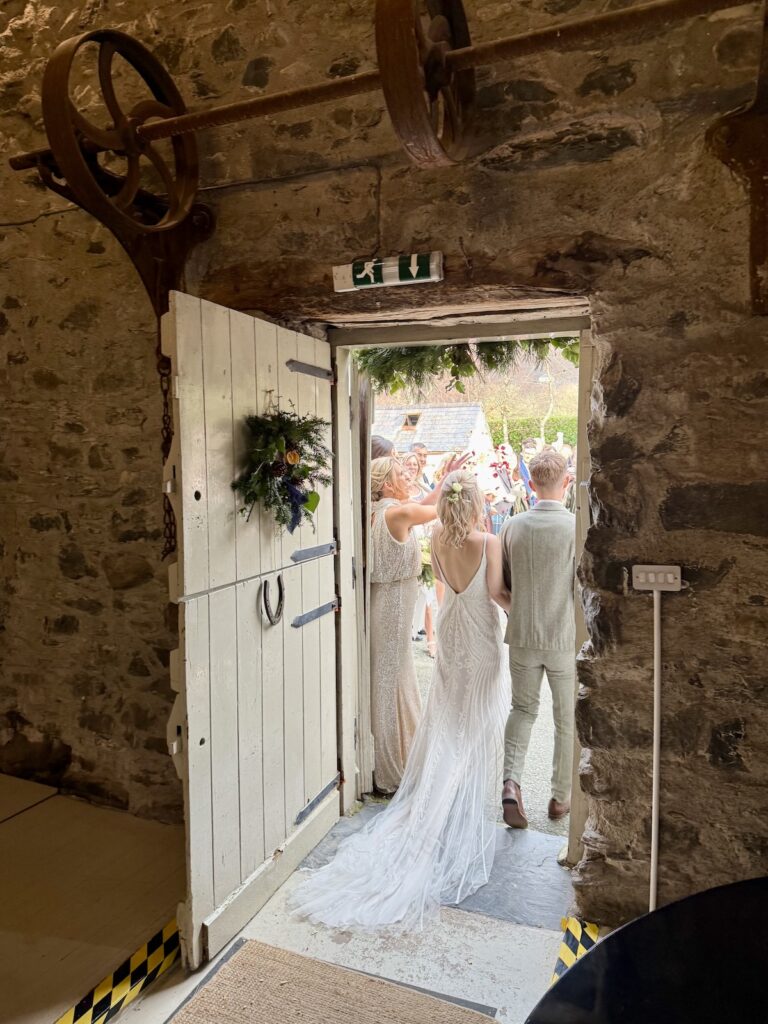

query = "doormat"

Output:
[[169, 939, 492, 1023], [55, 918, 179, 1024]]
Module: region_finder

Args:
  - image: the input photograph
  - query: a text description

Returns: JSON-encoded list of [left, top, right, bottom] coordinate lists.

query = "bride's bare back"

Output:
[[431, 526, 510, 609]]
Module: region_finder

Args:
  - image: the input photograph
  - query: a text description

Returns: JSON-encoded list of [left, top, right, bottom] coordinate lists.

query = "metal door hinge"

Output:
[[286, 358, 335, 383]]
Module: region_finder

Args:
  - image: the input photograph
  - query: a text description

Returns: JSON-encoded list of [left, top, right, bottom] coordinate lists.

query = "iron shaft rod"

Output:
[[137, 69, 382, 142], [448, 0, 747, 71], [9, 0, 752, 162], [136, 0, 746, 143]]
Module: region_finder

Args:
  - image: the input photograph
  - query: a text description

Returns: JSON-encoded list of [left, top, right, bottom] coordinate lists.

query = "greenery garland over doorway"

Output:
[[355, 336, 579, 394]]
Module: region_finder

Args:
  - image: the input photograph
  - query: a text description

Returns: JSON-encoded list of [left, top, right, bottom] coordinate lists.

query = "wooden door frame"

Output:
[[330, 313, 593, 846]]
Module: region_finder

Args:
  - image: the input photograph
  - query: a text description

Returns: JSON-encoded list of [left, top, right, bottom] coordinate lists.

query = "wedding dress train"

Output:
[[288, 538, 507, 932]]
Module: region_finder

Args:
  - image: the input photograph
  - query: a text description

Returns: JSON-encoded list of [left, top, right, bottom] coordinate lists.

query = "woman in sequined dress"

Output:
[[367, 455, 465, 793]]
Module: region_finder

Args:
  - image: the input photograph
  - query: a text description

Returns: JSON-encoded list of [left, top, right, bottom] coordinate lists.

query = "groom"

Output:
[[499, 450, 576, 828]]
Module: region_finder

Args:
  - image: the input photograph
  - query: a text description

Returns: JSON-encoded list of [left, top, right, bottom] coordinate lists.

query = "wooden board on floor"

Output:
[[0, 773, 56, 823], [0, 794, 185, 1024]]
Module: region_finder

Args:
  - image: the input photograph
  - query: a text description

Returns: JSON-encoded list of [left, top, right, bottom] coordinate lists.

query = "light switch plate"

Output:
[[632, 565, 682, 592]]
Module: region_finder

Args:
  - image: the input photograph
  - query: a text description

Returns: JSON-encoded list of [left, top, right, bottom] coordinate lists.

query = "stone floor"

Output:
[[304, 801, 574, 931]]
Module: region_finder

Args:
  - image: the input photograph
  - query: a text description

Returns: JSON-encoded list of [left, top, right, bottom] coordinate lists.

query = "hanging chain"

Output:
[[156, 334, 177, 562]]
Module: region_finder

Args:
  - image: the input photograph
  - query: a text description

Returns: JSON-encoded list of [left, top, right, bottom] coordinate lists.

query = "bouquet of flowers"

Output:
[[232, 409, 332, 533]]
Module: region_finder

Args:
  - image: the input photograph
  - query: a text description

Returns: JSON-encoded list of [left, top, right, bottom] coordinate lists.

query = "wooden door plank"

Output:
[[201, 301, 237, 589], [208, 587, 241, 906], [318, 552, 337, 787], [276, 328, 299, 566], [236, 577, 265, 878], [181, 597, 214, 968], [314, 338, 338, 787], [167, 292, 209, 598], [314, 337, 335, 549], [295, 332, 318, 556], [282, 563, 305, 829], [295, 334, 322, 804], [261, 572, 286, 855], [330, 348, 358, 811], [254, 320, 280, 576], [230, 310, 261, 582]]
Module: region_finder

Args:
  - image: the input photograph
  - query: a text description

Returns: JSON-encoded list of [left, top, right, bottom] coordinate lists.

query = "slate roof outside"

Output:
[[371, 404, 490, 454]]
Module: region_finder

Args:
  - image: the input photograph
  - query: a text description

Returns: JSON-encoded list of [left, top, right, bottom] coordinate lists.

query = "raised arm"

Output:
[[385, 500, 439, 540], [417, 451, 472, 506], [486, 534, 511, 613]]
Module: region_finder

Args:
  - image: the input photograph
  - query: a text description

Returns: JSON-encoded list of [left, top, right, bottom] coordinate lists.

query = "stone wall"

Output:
[[2, 0, 767, 917]]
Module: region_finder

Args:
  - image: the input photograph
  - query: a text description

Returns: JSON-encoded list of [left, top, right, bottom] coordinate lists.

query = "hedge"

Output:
[[487, 414, 578, 451]]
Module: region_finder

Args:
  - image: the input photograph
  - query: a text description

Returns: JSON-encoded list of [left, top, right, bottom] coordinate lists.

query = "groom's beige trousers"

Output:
[[503, 647, 575, 804]]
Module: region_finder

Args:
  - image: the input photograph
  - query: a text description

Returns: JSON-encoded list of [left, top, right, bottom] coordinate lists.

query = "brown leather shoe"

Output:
[[502, 780, 528, 829], [548, 797, 571, 821]]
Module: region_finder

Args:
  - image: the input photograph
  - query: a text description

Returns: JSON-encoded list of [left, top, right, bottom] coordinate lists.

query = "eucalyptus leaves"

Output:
[[232, 409, 332, 533]]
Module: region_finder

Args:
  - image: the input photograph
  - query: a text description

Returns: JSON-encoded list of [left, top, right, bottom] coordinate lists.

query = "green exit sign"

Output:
[[333, 252, 443, 292]]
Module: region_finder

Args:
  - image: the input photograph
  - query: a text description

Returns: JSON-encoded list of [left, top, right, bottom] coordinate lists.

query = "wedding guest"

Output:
[[410, 442, 434, 490], [371, 435, 396, 460], [368, 454, 466, 793], [499, 450, 575, 829], [402, 453, 430, 499], [402, 455, 436, 656]]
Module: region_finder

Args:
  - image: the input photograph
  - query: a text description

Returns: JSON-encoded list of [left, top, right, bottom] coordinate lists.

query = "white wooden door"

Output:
[[162, 291, 339, 969]]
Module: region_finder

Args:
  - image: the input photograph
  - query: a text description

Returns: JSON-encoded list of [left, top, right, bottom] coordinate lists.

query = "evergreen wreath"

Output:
[[356, 337, 579, 394], [232, 405, 332, 534]]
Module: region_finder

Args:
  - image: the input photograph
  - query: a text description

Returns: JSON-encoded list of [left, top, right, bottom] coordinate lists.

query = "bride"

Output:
[[289, 469, 511, 932]]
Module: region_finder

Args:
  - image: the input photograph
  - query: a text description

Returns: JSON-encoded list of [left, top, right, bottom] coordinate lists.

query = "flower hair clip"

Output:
[[446, 481, 463, 504]]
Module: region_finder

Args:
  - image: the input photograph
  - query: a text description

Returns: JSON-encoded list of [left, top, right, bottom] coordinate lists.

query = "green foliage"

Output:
[[487, 414, 578, 451], [356, 337, 579, 394], [231, 409, 332, 532]]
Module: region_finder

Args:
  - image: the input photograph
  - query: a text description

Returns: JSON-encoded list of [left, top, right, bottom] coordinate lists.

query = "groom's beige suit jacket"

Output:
[[499, 500, 576, 652]]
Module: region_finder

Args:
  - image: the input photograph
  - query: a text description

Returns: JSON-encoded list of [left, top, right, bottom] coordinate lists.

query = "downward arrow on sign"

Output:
[[409, 253, 419, 278]]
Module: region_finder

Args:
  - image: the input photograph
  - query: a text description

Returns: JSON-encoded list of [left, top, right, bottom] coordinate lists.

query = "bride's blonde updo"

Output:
[[371, 456, 400, 502], [437, 469, 484, 547]]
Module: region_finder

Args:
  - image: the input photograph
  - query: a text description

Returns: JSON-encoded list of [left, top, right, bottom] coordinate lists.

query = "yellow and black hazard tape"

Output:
[[550, 916, 600, 986], [55, 919, 180, 1024]]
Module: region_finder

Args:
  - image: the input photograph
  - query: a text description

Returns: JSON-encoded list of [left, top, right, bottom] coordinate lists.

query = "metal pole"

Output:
[[650, 588, 662, 912]]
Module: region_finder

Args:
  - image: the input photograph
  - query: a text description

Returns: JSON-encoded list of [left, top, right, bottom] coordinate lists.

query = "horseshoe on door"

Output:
[[261, 574, 285, 626]]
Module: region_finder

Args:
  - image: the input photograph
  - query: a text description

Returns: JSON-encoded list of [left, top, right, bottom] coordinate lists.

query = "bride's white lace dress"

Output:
[[288, 536, 507, 932]]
